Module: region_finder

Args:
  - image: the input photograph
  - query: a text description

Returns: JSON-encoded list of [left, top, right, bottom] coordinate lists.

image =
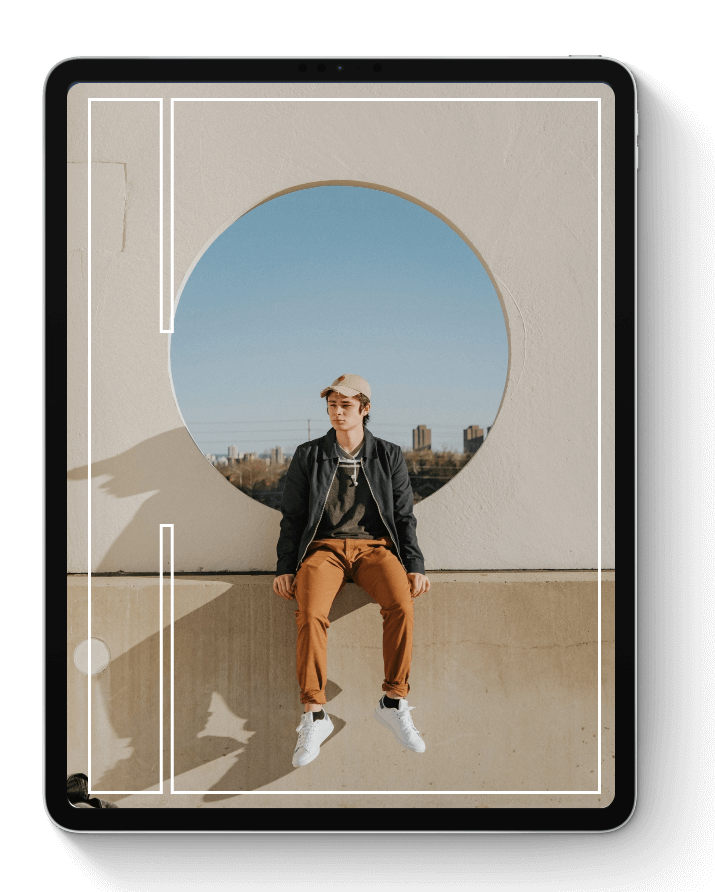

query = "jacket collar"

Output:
[[319, 425, 376, 459]]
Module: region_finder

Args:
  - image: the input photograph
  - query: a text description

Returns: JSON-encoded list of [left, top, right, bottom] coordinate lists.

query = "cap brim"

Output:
[[320, 385, 363, 398]]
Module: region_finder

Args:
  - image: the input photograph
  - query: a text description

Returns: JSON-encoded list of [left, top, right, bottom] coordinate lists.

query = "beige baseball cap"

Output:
[[320, 374, 371, 400]]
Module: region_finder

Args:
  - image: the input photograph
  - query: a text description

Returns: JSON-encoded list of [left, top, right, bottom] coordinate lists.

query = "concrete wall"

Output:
[[67, 83, 614, 573], [68, 572, 614, 807]]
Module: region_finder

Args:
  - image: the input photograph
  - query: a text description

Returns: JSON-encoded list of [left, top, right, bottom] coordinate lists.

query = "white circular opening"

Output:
[[73, 638, 111, 675], [170, 183, 509, 507]]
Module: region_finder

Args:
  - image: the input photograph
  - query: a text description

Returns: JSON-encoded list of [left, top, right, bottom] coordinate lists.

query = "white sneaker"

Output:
[[292, 710, 334, 767], [374, 696, 426, 752]]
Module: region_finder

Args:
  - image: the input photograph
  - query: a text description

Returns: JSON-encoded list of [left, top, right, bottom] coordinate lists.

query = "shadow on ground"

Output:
[[92, 580, 372, 801], [68, 437, 378, 800]]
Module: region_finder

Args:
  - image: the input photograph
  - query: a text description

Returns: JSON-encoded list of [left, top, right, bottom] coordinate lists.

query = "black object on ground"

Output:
[[67, 772, 119, 808]]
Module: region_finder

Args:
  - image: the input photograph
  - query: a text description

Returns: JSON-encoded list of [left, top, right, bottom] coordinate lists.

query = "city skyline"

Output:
[[171, 185, 508, 455], [205, 420, 491, 464]]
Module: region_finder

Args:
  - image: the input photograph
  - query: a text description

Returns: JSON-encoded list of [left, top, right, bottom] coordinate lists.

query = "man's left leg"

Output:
[[351, 539, 426, 752], [351, 539, 414, 698]]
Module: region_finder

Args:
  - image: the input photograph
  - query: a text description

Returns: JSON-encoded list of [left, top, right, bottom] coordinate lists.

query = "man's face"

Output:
[[327, 392, 369, 434]]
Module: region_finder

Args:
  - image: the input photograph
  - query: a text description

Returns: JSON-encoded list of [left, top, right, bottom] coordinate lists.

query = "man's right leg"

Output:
[[294, 540, 348, 710], [291, 541, 346, 768]]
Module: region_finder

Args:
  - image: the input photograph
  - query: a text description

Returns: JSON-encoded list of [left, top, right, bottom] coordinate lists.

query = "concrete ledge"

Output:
[[67, 572, 614, 808]]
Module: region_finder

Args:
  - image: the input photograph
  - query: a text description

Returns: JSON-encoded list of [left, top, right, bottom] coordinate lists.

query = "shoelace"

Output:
[[396, 705, 421, 737], [296, 718, 320, 748]]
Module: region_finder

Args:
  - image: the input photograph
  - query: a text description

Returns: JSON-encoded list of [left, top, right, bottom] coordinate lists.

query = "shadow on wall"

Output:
[[68, 428, 374, 796], [67, 427, 276, 572], [94, 581, 372, 801]]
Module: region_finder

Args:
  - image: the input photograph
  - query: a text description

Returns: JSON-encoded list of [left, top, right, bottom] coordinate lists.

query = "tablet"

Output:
[[47, 57, 636, 833]]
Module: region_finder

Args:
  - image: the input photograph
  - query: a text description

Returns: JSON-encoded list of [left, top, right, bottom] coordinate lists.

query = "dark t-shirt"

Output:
[[314, 439, 390, 540]]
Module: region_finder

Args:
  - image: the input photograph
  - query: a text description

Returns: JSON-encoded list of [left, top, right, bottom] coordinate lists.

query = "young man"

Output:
[[273, 374, 431, 768]]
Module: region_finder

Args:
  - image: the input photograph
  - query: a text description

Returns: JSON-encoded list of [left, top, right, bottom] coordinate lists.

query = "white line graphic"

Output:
[[87, 98, 164, 795], [167, 96, 603, 796]]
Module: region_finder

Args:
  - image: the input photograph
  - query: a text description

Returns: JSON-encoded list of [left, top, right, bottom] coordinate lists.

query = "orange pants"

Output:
[[294, 537, 414, 705]]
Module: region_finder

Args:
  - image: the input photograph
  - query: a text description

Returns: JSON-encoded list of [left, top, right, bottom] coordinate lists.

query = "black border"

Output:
[[46, 57, 636, 833]]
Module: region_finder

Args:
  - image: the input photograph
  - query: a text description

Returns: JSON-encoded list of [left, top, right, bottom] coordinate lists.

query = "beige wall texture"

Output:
[[67, 83, 614, 574], [66, 84, 616, 808], [68, 572, 614, 806]]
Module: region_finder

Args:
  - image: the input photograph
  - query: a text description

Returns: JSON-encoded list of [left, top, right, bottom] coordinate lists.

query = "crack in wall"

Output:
[[414, 639, 608, 650], [335, 639, 610, 651], [121, 162, 127, 253]]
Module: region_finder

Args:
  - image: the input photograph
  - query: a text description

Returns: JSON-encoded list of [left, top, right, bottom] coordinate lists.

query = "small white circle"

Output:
[[73, 638, 111, 675]]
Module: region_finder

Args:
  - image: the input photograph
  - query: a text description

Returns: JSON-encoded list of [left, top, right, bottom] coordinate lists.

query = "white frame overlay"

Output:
[[87, 94, 602, 798], [87, 98, 165, 795]]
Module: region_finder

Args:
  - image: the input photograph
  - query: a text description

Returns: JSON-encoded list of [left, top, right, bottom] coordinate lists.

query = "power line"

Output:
[[200, 441, 304, 446], [191, 421, 482, 427], [187, 418, 321, 425], [191, 428, 312, 435], [191, 424, 481, 433]]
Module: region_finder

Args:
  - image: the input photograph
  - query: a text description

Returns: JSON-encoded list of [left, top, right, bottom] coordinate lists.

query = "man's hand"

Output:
[[273, 573, 297, 600], [407, 573, 430, 598]]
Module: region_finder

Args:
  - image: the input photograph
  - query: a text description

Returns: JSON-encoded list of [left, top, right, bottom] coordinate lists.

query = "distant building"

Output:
[[204, 453, 216, 465], [242, 452, 258, 462], [228, 445, 239, 461], [463, 425, 484, 454], [412, 425, 432, 452], [270, 446, 285, 465]]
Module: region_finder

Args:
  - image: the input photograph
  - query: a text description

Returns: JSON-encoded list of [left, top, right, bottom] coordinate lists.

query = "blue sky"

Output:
[[170, 185, 508, 455]]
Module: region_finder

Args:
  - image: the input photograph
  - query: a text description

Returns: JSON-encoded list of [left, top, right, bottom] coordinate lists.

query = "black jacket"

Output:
[[276, 427, 425, 576]]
